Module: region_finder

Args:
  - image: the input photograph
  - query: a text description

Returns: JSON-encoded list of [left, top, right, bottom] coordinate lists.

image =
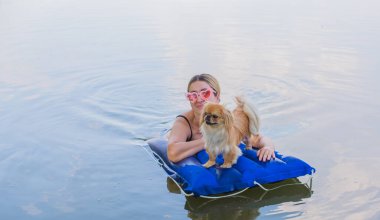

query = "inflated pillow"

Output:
[[147, 138, 315, 197]]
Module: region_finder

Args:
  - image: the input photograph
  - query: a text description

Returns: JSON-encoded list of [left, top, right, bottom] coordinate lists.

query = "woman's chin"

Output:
[[195, 103, 204, 110]]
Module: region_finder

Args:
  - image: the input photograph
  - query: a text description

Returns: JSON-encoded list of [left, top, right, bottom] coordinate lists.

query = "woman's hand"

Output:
[[257, 145, 275, 162]]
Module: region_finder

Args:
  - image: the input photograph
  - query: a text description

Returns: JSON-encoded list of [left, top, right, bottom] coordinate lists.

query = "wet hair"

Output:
[[187, 73, 220, 97]]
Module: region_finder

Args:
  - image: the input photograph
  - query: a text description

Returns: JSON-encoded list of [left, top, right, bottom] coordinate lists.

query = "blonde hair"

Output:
[[187, 73, 221, 97]]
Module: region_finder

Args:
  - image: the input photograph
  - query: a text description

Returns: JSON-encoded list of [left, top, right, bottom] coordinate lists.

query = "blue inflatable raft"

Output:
[[147, 138, 315, 198]]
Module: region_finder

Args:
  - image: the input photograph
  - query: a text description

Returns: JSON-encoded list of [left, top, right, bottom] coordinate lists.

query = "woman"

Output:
[[167, 73, 275, 163]]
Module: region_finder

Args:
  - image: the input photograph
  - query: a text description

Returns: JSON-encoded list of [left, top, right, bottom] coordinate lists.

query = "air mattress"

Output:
[[147, 138, 315, 197]]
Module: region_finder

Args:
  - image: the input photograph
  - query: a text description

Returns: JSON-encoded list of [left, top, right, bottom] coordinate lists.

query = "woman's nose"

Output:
[[196, 94, 203, 102]]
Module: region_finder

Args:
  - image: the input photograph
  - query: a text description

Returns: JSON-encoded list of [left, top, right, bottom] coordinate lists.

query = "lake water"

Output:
[[1, 0, 379, 219]]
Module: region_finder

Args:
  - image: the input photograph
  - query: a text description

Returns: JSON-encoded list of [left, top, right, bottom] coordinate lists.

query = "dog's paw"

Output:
[[203, 160, 216, 168], [220, 163, 232, 168]]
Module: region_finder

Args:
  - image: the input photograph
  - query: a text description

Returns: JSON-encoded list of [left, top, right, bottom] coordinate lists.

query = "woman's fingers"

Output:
[[267, 151, 273, 161], [258, 149, 266, 161], [257, 149, 263, 161], [257, 148, 275, 162], [264, 151, 269, 161], [265, 150, 271, 161], [259, 150, 263, 161]]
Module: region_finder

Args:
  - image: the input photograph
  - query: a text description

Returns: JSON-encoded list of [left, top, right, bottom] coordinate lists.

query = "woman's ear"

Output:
[[216, 93, 221, 103]]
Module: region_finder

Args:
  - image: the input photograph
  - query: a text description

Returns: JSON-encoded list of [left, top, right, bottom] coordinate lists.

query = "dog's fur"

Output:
[[200, 96, 260, 168]]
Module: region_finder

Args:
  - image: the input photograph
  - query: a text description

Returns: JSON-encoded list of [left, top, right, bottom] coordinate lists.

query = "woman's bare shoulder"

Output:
[[168, 111, 192, 141], [175, 111, 194, 123]]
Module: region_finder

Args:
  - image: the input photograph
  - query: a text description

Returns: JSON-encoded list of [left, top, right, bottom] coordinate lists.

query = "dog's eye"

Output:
[[212, 115, 219, 119]]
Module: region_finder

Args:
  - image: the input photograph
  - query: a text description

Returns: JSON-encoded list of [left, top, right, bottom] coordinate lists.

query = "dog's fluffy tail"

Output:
[[235, 96, 260, 135]]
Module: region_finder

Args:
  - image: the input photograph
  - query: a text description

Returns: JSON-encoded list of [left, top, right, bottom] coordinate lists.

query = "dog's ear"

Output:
[[223, 108, 233, 129], [200, 112, 205, 125]]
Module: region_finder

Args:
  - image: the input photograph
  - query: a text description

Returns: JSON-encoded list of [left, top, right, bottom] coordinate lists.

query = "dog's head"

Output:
[[200, 102, 233, 129]]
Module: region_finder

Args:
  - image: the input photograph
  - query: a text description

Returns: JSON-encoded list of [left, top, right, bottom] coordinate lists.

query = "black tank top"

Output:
[[176, 115, 193, 142]]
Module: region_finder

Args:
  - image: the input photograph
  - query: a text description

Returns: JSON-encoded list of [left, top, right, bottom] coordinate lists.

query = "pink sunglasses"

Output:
[[185, 88, 214, 103]]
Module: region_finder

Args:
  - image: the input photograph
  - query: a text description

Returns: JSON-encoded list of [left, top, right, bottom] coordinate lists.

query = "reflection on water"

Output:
[[1, 0, 380, 219], [167, 178, 313, 219], [166, 178, 313, 219]]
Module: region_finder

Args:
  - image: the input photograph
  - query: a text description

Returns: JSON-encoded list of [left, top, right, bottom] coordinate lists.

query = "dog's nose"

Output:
[[205, 115, 211, 122]]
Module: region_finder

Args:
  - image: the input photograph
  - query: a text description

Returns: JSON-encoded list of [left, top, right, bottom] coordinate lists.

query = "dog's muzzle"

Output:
[[205, 115, 218, 126], [205, 121, 218, 126]]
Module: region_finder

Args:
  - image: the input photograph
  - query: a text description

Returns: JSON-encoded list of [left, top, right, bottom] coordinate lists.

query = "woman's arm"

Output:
[[250, 134, 275, 162], [167, 118, 205, 163]]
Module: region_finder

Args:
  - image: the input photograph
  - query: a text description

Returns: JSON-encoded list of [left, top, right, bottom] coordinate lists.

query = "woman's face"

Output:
[[187, 81, 219, 113]]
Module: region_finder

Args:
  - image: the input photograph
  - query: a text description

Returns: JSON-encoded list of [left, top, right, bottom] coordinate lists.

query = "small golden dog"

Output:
[[200, 96, 260, 168]]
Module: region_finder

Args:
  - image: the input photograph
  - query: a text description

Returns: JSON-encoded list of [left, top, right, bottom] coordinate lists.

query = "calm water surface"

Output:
[[1, 0, 379, 219]]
